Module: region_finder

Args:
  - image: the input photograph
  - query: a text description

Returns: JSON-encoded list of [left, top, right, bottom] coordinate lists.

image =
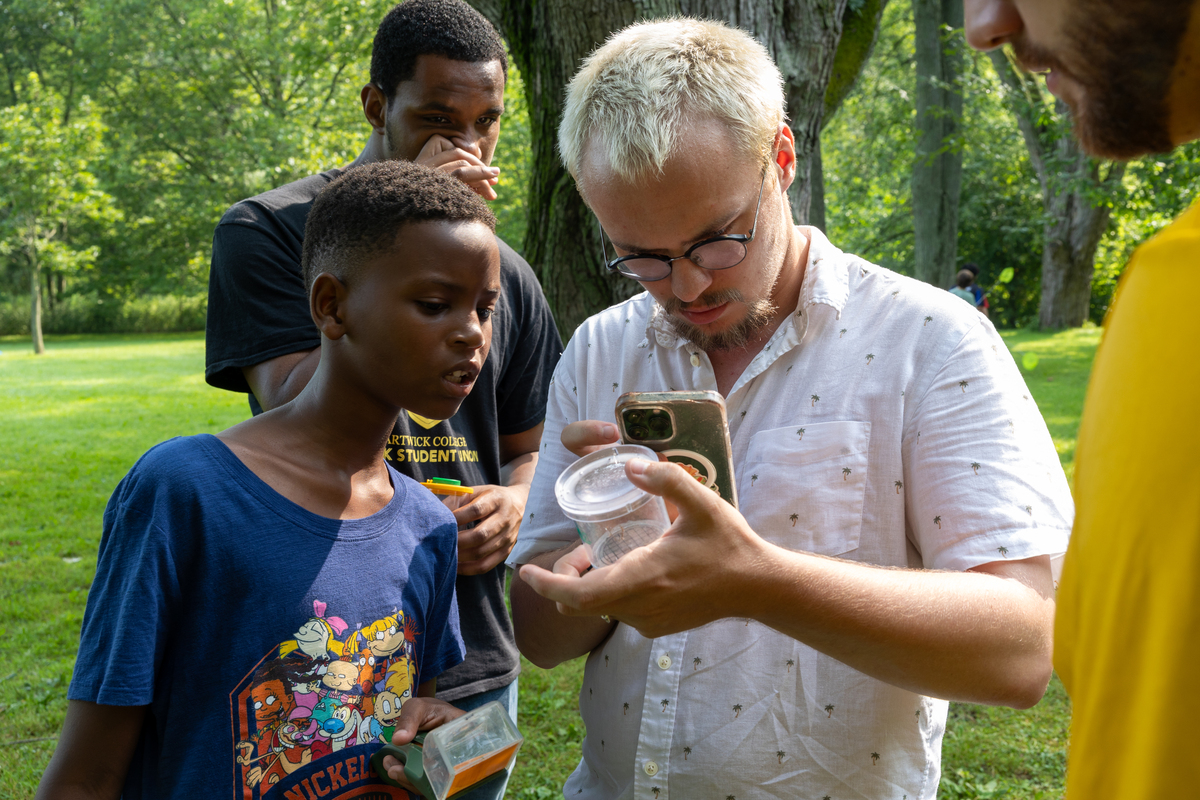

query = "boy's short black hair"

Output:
[[301, 160, 496, 292], [370, 0, 508, 97], [963, 262, 980, 277], [956, 269, 975, 289]]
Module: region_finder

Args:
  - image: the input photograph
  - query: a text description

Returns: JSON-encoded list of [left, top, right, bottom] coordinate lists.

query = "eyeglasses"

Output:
[[597, 170, 768, 282]]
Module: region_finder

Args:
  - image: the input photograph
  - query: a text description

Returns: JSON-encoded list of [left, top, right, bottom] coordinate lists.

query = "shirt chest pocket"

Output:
[[739, 421, 871, 556]]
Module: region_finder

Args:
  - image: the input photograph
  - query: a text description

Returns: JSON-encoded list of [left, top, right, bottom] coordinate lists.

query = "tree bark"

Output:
[[988, 51, 1126, 328], [29, 225, 45, 355], [912, 0, 963, 289], [473, 0, 853, 335]]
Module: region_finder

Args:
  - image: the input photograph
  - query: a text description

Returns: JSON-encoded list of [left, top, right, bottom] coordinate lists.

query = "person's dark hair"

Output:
[[956, 269, 974, 289], [963, 262, 979, 277], [370, 0, 507, 96], [301, 160, 495, 292]]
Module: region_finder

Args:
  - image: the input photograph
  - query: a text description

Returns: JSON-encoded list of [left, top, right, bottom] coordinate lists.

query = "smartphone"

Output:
[[614, 390, 738, 508]]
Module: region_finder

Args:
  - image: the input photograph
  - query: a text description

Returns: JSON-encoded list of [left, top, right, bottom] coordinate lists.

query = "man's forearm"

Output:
[[243, 348, 320, 412], [511, 544, 616, 669], [744, 548, 1055, 708]]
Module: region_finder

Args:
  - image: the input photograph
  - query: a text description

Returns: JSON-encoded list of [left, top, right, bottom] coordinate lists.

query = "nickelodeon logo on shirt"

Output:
[[231, 600, 420, 799]]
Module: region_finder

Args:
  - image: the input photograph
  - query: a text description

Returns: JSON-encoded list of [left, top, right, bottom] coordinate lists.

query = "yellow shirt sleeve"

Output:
[[1056, 200, 1200, 799]]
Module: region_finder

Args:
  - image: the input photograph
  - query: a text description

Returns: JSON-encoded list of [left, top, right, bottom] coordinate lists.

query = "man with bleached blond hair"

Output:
[[507, 17, 1073, 800]]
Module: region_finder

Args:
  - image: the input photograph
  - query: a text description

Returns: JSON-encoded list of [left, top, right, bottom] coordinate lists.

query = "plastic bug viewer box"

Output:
[[371, 701, 523, 800]]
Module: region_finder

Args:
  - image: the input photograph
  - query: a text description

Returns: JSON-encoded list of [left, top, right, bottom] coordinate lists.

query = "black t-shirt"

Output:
[[205, 169, 562, 700]]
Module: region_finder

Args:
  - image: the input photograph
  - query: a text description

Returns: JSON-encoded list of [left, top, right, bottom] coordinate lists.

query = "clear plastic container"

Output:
[[371, 701, 522, 800], [555, 444, 671, 566], [421, 701, 522, 799]]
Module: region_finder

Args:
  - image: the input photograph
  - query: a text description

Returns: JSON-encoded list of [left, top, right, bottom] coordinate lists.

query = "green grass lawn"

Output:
[[0, 327, 1101, 798]]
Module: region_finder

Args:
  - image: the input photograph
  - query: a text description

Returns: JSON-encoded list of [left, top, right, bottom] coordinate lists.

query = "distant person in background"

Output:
[[966, 1, 1200, 798], [950, 269, 980, 306], [963, 262, 990, 316]]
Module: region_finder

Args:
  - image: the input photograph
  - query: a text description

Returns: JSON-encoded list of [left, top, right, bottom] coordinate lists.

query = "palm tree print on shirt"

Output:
[[824, 704, 835, 718], [866, 353, 875, 364], [924, 316, 933, 326], [971, 462, 981, 475], [811, 394, 819, 406], [934, 516, 942, 529], [842, 467, 852, 481], [612, 382, 618, 392], [894, 480, 903, 494], [787, 658, 795, 673], [797, 428, 805, 440], [751, 474, 759, 487], [840, 328, 847, 338], [661, 699, 670, 712], [958, 380, 969, 393], [777, 750, 786, 764], [693, 656, 701, 671], [683, 746, 692, 760], [997, 546, 1009, 557], [652, 787, 660, 799], [733, 704, 743, 719], [623, 702, 629, 716], [871, 752, 880, 765], [789, 513, 798, 527]]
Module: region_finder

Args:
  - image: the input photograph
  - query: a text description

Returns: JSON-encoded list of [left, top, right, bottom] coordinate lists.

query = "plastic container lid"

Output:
[[555, 444, 658, 523]]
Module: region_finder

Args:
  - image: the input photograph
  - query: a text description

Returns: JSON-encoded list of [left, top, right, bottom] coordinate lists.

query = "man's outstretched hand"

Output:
[[519, 457, 771, 639], [416, 134, 500, 200]]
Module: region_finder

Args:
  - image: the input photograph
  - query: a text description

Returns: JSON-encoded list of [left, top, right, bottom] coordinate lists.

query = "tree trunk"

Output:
[[809, 140, 827, 232], [988, 51, 1126, 328], [912, 0, 963, 289], [1038, 140, 1125, 328], [474, 0, 852, 335], [29, 237, 45, 354]]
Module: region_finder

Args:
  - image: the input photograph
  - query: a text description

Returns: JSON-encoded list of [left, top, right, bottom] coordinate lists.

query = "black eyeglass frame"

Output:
[[596, 169, 768, 282]]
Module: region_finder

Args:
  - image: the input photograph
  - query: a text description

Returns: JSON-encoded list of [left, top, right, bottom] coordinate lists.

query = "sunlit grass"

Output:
[[0, 329, 1100, 799]]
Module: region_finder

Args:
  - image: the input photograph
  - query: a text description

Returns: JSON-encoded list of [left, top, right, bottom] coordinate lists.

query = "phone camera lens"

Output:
[[648, 415, 670, 433], [626, 410, 645, 424], [628, 425, 650, 440]]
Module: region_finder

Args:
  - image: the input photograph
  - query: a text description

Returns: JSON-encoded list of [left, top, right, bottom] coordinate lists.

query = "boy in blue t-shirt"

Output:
[[36, 160, 502, 800]]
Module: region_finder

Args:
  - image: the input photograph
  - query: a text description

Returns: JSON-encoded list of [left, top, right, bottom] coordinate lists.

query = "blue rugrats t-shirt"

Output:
[[69, 434, 464, 800]]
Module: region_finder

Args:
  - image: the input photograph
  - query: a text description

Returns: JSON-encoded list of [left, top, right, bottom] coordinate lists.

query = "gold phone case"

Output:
[[614, 390, 738, 508]]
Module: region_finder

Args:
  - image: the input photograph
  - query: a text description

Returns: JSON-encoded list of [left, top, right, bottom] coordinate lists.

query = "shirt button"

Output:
[[657, 655, 672, 670], [644, 761, 659, 776], [690, 353, 700, 367]]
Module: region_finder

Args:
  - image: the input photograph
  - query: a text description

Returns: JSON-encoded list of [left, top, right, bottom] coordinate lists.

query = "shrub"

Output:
[[0, 293, 207, 335]]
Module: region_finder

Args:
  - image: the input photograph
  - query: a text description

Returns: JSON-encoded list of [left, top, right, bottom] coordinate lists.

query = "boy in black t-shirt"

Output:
[[39, 161, 500, 800], [205, 1, 561, 772]]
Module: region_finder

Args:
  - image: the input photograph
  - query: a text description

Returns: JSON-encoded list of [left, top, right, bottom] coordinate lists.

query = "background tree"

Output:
[[988, 49, 1126, 329], [911, 0, 962, 288], [470, 0, 884, 335], [0, 74, 118, 353]]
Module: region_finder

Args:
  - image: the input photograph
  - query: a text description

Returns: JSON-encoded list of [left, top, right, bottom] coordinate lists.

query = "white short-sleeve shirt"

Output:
[[509, 228, 1073, 800]]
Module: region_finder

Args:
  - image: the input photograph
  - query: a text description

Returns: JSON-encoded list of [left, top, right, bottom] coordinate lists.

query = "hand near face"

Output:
[[381, 698, 466, 790], [416, 134, 500, 200], [453, 484, 526, 575], [519, 458, 769, 638]]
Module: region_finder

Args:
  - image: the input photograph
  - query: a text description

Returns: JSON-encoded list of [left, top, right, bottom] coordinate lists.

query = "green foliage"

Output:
[[491, 62, 532, 252], [0, 293, 207, 336], [0, 73, 119, 297], [823, 0, 1199, 327]]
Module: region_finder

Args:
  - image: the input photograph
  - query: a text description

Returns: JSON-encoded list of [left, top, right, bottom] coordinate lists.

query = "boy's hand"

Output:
[[381, 698, 466, 790], [454, 483, 526, 575], [415, 135, 500, 200]]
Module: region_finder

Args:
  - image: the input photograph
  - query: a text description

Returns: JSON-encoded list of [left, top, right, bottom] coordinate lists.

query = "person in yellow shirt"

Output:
[[964, 0, 1200, 797]]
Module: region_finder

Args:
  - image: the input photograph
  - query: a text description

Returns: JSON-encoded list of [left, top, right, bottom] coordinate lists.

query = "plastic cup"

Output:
[[555, 444, 670, 567]]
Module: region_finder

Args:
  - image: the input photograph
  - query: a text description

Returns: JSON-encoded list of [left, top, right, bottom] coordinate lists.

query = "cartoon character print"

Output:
[[233, 601, 419, 798]]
